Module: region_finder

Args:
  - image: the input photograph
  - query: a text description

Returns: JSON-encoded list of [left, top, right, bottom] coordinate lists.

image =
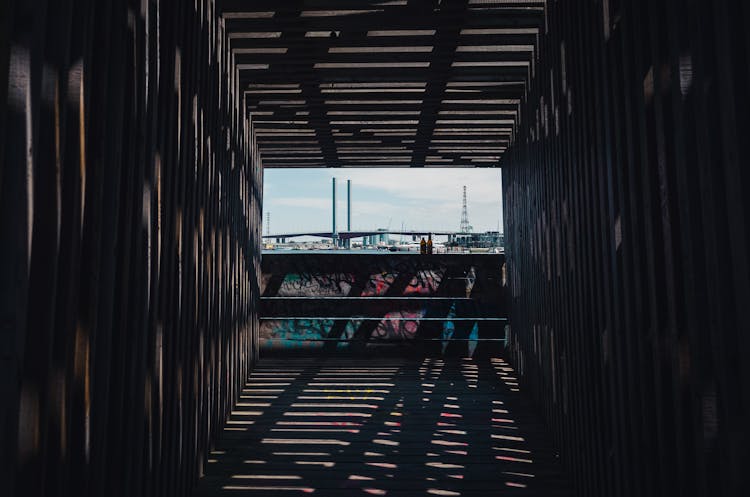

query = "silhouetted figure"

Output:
[[420, 237, 427, 254], [427, 235, 433, 254]]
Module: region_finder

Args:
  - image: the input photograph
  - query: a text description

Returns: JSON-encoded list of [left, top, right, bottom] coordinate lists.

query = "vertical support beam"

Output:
[[332, 176, 337, 247], [346, 179, 351, 249]]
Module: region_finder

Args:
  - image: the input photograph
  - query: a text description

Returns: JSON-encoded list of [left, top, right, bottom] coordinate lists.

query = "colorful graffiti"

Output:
[[259, 312, 426, 350], [260, 253, 506, 355], [275, 272, 357, 297], [270, 269, 447, 297]]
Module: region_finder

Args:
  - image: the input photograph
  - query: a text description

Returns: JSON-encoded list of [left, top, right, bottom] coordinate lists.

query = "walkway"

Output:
[[194, 358, 571, 496]]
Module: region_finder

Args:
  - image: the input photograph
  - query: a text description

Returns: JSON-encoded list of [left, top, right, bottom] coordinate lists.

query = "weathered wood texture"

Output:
[[217, 0, 545, 168], [502, 0, 750, 496], [194, 357, 571, 497], [0, 1, 262, 496]]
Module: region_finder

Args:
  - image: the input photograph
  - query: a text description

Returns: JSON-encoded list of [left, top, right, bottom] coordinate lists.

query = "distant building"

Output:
[[364, 228, 389, 246], [448, 231, 504, 248]]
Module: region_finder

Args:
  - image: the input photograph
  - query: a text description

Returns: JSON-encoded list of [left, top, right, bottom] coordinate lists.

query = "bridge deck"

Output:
[[194, 358, 571, 496]]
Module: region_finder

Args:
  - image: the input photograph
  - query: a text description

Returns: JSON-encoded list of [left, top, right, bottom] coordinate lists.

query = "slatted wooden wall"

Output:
[[502, 0, 750, 496], [0, 1, 262, 496]]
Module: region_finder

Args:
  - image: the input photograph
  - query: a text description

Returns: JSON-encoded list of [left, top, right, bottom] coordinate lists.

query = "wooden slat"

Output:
[[218, 0, 543, 168], [0, 1, 262, 496], [194, 357, 571, 497], [502, 0, 750, 496]]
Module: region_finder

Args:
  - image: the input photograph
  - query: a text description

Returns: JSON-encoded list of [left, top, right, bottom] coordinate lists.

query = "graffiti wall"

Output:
[[260, 253, 506, 356]]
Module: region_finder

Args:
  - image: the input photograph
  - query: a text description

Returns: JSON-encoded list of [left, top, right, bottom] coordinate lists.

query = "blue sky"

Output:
[[263, 168, 503, 235]]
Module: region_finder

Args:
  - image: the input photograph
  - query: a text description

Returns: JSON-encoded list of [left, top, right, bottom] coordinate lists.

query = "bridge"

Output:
[[263, 229, 458, 240], [2, 1, 749, 497]]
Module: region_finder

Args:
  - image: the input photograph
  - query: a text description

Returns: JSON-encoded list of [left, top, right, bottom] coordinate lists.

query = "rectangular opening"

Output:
[[262, 168, 503, 252]]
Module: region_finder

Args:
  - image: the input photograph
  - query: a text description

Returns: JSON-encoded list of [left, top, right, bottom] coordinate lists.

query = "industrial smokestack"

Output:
[[332, 177, 337, 246], [346, 180, 351, 249]]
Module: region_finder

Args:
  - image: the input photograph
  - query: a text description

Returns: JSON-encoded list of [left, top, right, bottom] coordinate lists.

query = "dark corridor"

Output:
[[2, 1, 749, 497]]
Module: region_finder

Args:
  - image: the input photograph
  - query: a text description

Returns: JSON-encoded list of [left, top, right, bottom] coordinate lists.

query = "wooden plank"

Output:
[[218, 0, 543, 168], [1, 0, 262, 495], [502, 0, 750, 496], [194, 358, 571, 497]]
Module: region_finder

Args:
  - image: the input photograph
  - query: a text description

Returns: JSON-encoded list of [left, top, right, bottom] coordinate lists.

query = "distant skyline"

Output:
[[262, 168, 503, 235]]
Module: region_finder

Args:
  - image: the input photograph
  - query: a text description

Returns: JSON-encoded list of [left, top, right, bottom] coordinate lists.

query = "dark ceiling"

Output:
[[220, 0, 544, 167]]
